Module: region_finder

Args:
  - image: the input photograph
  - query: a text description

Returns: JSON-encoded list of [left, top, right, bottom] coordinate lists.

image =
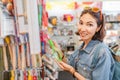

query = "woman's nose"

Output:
[[78, 25, 86, 31]]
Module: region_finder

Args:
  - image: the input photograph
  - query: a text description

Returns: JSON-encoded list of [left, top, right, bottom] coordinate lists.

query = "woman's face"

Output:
[[78, 13, 100, 42]]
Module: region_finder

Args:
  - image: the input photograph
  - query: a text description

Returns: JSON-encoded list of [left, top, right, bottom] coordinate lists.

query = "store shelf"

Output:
[[52, 35, 74, 37], [106, 21, 120, 23]]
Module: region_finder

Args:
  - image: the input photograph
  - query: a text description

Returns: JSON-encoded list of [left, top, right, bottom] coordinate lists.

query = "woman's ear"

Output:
[[96, 25, 101, 32]]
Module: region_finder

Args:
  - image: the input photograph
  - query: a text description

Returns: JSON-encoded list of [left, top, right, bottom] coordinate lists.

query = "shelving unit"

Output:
[[49, 20, 78, 57], [0, 0, 43, 79], [104, 13, 120, 45], [106, 21, 120, 23]]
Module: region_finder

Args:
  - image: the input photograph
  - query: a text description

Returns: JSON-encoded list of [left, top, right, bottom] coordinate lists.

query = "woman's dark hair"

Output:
[[80, 7, 106, 42]]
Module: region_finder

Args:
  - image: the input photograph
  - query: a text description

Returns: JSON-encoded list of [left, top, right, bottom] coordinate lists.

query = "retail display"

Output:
[[63, 14, 74, 22], [50, 21, 77, 57], [0, 0, 16, 36], [38, 0, 43, 27], [3, 34, 42, 80], [0, 0, 43, 78], [48, 16, 57, 26], [40, 30, 63, 80], [104, 14, 120, 45]]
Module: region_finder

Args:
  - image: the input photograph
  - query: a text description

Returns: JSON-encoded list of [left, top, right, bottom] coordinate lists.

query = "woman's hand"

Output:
[[55, 60, 86, 80], [56, 60, 75, 74]]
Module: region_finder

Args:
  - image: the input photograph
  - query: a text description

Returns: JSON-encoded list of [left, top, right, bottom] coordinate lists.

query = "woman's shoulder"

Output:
[[96, 42, 111, 57]]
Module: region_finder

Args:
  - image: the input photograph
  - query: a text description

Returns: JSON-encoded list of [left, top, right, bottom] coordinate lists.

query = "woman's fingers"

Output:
[[54, 59, 65, 70], [59, 61, 69, 67], [59, 61, 71, 71], [55, 59, 72, 72], [59, 61, 74, 71]]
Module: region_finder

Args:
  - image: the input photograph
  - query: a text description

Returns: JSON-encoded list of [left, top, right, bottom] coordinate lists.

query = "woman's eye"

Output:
[[79, 21, 83, 25], [87, 24, 93, 27]]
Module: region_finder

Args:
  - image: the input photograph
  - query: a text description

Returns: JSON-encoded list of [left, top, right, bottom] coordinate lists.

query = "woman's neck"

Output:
[[82, 39, 91, 49]]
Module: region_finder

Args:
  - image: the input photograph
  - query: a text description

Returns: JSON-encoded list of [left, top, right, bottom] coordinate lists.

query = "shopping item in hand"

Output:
[[47, 36, 63, 61]]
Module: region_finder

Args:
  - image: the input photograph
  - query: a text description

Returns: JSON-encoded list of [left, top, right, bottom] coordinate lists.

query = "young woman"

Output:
[[56, 7, 114, 80]]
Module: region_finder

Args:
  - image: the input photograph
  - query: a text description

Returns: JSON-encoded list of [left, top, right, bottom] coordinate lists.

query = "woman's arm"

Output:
[[53, 41, 86, 79], [92, 52, 112, 80], [73, 71, 85, 80]]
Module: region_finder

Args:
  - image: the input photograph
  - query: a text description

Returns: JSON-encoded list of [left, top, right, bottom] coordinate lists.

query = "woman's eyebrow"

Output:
[[87, 21, 94, 24]]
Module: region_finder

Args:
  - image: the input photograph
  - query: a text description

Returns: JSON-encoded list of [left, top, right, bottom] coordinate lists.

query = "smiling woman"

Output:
[[56, 7, 115, 80]]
